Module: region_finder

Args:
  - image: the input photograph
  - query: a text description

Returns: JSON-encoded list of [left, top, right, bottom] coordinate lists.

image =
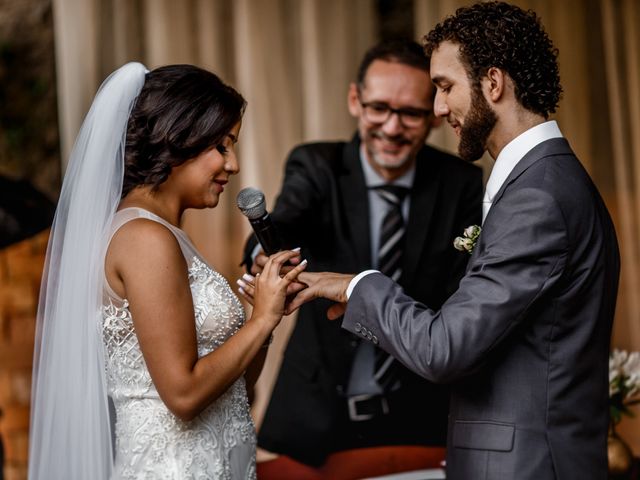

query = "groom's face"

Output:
[[430, 41, 497, 162]]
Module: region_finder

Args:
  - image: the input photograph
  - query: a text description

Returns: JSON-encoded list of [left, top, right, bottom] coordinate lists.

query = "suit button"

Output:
[[355, 322, 362, 332]]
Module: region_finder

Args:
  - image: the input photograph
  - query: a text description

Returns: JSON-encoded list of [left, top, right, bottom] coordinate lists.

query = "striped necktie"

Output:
[[372, 185, 409, 391], [375, 185, 409, 281]]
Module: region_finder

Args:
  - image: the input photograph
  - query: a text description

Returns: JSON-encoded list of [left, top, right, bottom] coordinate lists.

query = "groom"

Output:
[[288, 2, 620, 479]]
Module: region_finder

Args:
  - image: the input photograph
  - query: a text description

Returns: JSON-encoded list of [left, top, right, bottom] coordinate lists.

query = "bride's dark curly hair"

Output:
[[423, 1, 562, 119], [122, 65, 246, 198]]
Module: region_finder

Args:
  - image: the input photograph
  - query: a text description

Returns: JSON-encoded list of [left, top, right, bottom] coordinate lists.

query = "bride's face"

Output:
[[170, 121, 242, 210]]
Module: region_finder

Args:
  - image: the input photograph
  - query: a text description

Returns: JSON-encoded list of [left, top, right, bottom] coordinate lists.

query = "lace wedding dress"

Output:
[[101, 207, 256, 479]]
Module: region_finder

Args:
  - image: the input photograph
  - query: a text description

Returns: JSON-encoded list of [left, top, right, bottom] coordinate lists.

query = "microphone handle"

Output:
[[250, 214, 283, 256]]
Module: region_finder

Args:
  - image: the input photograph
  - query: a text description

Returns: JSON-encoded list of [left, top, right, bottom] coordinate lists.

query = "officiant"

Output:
[[243, 39, 482, 469]]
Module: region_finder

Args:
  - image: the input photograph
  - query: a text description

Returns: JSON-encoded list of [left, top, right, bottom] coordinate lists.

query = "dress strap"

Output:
[[104, 208, 202, 300], [108, 207, 199, 256]]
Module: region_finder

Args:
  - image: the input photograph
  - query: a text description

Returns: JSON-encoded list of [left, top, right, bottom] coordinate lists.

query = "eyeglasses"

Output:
[[359, 97, 432, 128]]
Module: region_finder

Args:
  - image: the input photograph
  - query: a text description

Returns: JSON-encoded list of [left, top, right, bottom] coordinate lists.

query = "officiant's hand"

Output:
[[284, 271, 354, 319]]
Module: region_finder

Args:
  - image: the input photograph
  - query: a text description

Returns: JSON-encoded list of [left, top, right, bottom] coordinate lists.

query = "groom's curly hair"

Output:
[[122, 65, 246, 198], [423, 1, 562, 119]]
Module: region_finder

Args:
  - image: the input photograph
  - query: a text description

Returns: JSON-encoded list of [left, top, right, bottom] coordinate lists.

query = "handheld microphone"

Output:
[[236, 187, 283, 255]]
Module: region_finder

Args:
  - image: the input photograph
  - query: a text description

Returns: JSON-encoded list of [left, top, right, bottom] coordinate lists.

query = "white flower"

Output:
[[609, 349, 640, 400], [453, 236, 467, 251], [624, 351, 640, 374], [453, 225, 481, 254], [464, 225, 481, 239]]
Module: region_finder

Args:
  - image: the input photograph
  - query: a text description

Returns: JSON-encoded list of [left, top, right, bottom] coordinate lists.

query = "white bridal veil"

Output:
[[29, 62, 147, 479]]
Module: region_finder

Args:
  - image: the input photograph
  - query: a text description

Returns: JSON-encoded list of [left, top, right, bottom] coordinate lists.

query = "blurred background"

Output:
[[0, 0, 638, 478]]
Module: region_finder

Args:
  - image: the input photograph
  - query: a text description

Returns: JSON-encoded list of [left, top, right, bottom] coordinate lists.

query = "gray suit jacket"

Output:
[[343, 138, 620, 480]]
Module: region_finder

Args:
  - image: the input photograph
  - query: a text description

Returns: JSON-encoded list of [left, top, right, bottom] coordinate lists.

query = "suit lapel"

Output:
[[401, 147, 443, 286], [338, 136, 371, 270], [491, 137, 572, 209]]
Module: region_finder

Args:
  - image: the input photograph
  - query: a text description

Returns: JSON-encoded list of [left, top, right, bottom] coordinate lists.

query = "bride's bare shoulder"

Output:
[[112, 217, 178, 253], [105, 217, 186, 296]]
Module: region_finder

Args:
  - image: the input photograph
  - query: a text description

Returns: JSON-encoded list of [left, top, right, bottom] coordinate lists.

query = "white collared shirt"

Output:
[[482, 120, 563, 222]]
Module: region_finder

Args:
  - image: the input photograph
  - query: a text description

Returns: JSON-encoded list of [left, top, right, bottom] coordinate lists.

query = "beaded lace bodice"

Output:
[[101, 208, 256, 479]]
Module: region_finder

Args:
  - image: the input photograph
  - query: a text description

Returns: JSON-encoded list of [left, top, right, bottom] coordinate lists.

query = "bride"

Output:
[[28, 63, 305, 479]]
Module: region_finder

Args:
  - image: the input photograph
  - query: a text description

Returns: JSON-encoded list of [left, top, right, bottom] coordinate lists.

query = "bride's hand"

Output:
[[238, 250, 307, 327], [238, 276, 307, 308]]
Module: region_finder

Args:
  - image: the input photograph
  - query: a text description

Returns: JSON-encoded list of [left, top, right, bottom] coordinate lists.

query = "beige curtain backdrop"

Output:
[[53, 0, 640, 453]]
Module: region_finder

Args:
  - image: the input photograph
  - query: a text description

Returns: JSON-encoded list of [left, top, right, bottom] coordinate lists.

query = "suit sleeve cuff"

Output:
[[346, 270, 379, 299]]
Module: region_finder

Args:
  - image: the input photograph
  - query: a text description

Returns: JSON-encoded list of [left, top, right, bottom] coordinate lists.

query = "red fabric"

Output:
[[257, 445, 446, 480], [257, 454, 323, 480]]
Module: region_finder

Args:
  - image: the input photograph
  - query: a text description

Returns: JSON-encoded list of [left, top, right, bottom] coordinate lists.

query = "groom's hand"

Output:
[[285, 271, 354, 319]]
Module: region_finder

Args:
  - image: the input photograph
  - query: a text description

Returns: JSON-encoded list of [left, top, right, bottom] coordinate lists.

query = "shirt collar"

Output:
[[484, 120, 563, 202], [359, 144, 415, 189]]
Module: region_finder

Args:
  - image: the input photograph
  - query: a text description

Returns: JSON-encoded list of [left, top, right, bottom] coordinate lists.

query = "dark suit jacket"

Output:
[[343, 138, 620, 479], [245, 135, 483, 466]]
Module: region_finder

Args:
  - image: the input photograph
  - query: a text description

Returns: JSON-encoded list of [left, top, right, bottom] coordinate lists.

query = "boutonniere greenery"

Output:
[[453, 225, 481, 254]]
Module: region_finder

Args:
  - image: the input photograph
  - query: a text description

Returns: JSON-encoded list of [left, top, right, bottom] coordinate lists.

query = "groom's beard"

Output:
[[458, 87, 498, 162]]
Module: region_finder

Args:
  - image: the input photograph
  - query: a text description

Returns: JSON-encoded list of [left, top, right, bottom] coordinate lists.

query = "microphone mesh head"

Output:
[[236, 187, 267, 220]]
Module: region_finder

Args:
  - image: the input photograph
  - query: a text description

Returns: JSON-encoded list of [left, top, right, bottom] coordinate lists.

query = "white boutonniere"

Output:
[[453, 225, 481, 254]]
